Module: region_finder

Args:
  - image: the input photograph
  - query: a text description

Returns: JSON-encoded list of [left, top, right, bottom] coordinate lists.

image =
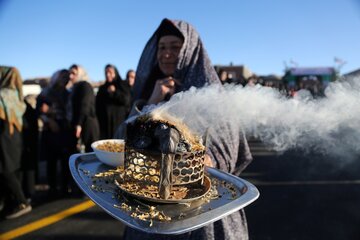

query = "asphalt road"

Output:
[[1, 140, 359, 240]]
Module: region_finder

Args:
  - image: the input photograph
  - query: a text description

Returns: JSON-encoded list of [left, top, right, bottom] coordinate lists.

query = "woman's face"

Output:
[[157, 35, 183, 77], [127, 71, 136, 87], [105, 67, 116, 82], [69, 67, 78, 83]]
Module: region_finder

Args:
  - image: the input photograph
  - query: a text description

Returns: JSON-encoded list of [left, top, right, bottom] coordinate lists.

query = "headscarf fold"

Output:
[[0, 66, 26, 134], [133, 18, 221, 101]]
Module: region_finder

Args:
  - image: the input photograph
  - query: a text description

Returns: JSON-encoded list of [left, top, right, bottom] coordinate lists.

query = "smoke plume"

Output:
[[153, 76, 360, 161]]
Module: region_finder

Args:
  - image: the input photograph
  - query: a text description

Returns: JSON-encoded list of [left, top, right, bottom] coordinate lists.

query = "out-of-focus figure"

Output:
[[36, 69, 72, 197], [67, 64, 99, 152], [126, 69, 136, 88], [96, 64, 131, 139], [125, 69, 136, 113], [0, 66, 32, 219], [21, 94, 39, 200]]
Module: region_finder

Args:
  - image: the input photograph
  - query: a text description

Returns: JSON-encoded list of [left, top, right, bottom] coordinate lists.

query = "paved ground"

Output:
[[245, 140, 360, 239], [1, 140, 359, 240]]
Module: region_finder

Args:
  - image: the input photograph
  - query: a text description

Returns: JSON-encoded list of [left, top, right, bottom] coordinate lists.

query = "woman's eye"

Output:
[[171, 46, 181, 51]]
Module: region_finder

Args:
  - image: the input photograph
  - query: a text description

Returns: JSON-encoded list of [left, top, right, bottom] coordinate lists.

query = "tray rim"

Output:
[[69, 153, 259, 235]]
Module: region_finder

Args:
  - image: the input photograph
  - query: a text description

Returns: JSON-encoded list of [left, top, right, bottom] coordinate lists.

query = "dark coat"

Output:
[[70, 81, 99, 151], [0, 120, 22, 173], [96, 80, 131, 139], [21, 101, 38, 171]]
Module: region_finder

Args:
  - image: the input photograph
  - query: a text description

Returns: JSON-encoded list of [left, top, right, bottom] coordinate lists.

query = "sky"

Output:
[[1, 0, 360, 82]]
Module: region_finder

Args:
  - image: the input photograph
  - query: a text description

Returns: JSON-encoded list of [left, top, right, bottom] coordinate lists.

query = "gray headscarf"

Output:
[[133, 18, 221, 101], [131, 18, 252, 176]]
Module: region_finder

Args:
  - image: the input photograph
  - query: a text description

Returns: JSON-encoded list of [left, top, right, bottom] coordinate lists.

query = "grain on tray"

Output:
[[97, 141, 125, 152]]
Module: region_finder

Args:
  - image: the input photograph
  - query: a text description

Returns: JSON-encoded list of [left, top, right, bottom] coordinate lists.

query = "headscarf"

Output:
[[39, 69, 70, 120], [41, 69, 70, 98], [133, 18, 221, 101], [0, 66, 26, 134], [103, 64, 126, 91], [105, 64, 122, 83], [67, 65, 90, 122], [70, 64, 89, 82], [49, 69, 70, 90], [131, 18, 252, 176]]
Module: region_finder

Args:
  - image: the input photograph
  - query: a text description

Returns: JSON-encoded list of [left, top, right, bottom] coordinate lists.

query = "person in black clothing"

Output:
[[21, 96, 39, 200], [125, 69, 136, 108], [36, 69, 72, 197], [68, 64, 99, 152], [96, 64, 131, 139], [126, 69, 136, 89]]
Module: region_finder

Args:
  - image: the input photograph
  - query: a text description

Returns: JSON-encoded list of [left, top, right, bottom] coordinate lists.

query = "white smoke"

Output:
[[153, 76, 360, 161]]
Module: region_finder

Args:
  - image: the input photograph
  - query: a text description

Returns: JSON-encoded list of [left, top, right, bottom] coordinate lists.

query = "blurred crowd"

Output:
[[218, 69, 327, 98], [0, 64, 135, 220]]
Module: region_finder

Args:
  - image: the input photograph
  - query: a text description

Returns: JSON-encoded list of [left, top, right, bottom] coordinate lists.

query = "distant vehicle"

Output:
[[23, 84, 41, 97]]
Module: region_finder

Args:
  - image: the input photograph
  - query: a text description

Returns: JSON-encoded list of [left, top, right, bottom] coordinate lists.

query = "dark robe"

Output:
[[96, 80, 131, 139], [70, 81, 99, 152]]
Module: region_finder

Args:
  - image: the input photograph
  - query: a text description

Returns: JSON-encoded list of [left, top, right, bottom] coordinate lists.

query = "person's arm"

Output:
[[72, 82, 95, 137], [108, 82, 131, 107]]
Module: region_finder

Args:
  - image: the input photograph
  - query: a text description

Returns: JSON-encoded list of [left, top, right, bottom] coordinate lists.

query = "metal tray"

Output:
[[69, 153, 259, 235]]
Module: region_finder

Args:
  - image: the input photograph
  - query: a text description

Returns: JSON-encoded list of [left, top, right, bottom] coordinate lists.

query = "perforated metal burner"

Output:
[[124, 146, 206, 200]]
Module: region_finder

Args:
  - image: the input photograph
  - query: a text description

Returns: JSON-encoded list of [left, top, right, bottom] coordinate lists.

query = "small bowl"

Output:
[[91, 139, 125, 167]]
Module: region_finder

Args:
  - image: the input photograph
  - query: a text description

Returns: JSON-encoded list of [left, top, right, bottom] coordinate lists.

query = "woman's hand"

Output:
[[204, 154, 214, 168], [107, 85, 116, 93], [40, 103, 50, 113], [147, 77, 177, 104], [75, 125, 82, 138]]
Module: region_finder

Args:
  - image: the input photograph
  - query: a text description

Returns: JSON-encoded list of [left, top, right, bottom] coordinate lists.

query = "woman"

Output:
[[0, 66, 31, 219], [36, 69, 72, 197], [68, 64, 99, 153], [125, 69, 136, 106], [96, 64, 131, 139], [121, 18, 252, 240]]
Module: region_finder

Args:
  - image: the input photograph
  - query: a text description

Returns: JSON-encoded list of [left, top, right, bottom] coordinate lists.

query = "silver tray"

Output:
[[69, 153, 259, 235]]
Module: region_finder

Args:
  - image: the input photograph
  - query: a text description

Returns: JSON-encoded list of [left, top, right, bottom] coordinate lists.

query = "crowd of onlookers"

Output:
[[0, 64, 135, 220]]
